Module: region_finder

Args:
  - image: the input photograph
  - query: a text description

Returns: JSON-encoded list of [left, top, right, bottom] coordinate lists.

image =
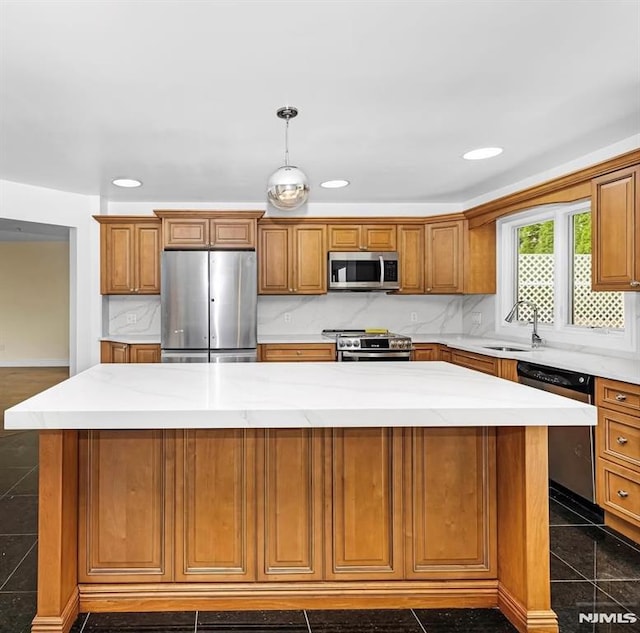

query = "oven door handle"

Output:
[[340, 350, 411, 359], [379, 255, 384, 285]]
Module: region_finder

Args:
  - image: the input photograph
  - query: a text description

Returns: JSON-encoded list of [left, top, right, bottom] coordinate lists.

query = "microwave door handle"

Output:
[[379, 255, 384, 285]]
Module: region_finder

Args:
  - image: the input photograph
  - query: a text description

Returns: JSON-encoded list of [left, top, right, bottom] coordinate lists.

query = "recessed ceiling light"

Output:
[[320, 179, 350, 189], [462, 147, 503, 160], [112, 178, 142, 188]]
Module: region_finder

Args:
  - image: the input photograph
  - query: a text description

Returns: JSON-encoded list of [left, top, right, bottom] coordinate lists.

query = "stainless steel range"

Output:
[[322, 329, 412, 362]]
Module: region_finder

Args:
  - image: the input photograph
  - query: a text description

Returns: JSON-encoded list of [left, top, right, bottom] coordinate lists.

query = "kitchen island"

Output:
[[6, 362, 596, 633]]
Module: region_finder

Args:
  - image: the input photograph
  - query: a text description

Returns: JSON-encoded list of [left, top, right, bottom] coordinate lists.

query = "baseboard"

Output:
[[498, 583, 558, 633], [31, 587, 79, 633], [79, 580, 499, 612], [0, 359, 69, 367]]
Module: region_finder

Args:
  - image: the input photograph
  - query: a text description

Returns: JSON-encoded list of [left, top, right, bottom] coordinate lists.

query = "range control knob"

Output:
[[353, 340, 360, 347]]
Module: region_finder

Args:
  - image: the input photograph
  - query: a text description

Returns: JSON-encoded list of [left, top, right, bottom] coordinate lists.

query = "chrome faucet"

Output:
[[505, 300, 543, 348]]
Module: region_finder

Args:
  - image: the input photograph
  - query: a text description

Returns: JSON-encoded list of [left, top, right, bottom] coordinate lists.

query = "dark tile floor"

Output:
[[1, 431, 639, 632]]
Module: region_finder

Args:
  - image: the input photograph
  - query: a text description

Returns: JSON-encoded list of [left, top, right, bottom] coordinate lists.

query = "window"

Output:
[[497, 200, 634, 352]]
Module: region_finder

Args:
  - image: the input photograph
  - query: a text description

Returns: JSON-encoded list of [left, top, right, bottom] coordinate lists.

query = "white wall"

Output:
[[0, 180, 101, 373], [106, 201, 460, 217]]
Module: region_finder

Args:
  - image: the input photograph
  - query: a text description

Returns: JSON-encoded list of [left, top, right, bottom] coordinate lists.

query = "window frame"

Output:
[[495, 200, 636, 354]]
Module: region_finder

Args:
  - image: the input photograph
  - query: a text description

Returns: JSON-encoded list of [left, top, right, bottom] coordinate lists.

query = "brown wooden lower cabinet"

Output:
[[325, 427, 404, 580], [404, 427, 496, 578], [41, 424, 556, 632], [78, 430, 174, 583], [101, 341, 161, 363], [175, 429, 256, 581], [77, 427, 496, 583]]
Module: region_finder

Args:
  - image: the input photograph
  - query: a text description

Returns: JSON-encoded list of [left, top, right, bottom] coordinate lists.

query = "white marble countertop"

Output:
[[101, 335, 161, 345], [411, 335, 639, 385], [102, 332, 637, 384], [5, 361, 595, 430]]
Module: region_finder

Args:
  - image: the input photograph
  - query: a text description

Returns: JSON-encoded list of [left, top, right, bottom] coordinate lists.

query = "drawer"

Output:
[[597, 459, 640, 527], [260, 344, 335, 362], [598, 408, 640, 471], [412, 344, 439, 362], [450, 349, 498, 376], [597, 378, 640, 415]]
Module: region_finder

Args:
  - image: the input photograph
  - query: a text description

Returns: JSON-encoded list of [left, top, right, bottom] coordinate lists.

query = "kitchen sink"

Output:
[[483, 345, 531, 352]]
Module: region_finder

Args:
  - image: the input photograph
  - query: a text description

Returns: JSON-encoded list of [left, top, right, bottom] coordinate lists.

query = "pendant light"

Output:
[[267, 106, 309, 210]]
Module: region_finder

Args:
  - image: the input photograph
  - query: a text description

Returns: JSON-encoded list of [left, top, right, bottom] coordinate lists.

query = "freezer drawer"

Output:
[[161, 351, 209, 363]]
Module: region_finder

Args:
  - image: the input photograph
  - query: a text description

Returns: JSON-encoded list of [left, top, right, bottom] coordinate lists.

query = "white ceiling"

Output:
[[0, 0, 638, 205]]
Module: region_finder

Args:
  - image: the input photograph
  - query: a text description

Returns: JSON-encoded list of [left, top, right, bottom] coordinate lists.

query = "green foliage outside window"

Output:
[[518, 220, 554, 254], [573, 212, 591, 254]]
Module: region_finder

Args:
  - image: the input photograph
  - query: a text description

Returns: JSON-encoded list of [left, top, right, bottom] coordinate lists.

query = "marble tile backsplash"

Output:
[[462, 294, 496, 337], [258, 293, 464, 335], [106, 296, 161, 335]]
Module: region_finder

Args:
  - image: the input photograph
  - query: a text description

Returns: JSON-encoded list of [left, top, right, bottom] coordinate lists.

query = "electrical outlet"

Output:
[[410, 312, 418, 322], [471, 312, 482, 325], [126, 313, 137, 324], [284, 312, 291, 323]]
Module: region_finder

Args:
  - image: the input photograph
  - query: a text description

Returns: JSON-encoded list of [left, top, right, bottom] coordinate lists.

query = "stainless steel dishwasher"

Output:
[[517, 361, 596, 502]]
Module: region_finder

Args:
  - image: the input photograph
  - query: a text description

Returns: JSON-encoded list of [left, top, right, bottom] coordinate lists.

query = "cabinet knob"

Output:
[[426, 287, 432, 292], [616, 436, 628, 445], [630, 280, 640, 287], [615, 394, 627, 402], [617, 490, 629, 498], [296, 350, 302, 355], [289, 288, 293, 292]]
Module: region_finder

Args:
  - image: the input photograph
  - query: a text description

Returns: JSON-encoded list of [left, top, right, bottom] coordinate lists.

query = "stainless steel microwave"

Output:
[[328, 251, 400, 291]]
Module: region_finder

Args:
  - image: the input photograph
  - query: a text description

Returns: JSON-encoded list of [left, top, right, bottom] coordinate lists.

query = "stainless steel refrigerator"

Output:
[[161, 250, 257, 363]]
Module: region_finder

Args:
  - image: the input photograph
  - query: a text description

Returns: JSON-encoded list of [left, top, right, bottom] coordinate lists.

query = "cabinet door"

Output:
[[258, 226, 291, 293], [325, 428, 403, 580], [78, 430, 173, 582], [211, 219, 256, 249], [398, 225, 424, 293], [101, 224, 134, 293], [176, 429, 256, 581], [426, 221, 463, 293], [129, 344, 161, 363], [412, 344, 438, 361], [100, 341, 125, 363], [163, 218, 209, 249], [327, 225, 361, 250], [592, 166, 640, 291], [404, 428, 496, 578], [362, 224, 397, 251], [135, 223, 161, 293], [257, 429, 324, 580], [292, 225, 327, 293]]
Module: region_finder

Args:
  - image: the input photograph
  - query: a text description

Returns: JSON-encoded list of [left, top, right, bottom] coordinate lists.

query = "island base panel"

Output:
[[78, 580, 499, 612], [33, 427, 557, 633]]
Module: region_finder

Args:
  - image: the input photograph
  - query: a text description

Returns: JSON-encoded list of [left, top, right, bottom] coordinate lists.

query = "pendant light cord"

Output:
[[284, 118, 290, 167]]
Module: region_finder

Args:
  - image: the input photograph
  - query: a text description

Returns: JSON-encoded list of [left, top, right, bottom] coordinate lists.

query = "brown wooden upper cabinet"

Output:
[[258, 222, 327, 294], [592, 166, 640, 291], [328, 224, 397, 251], [95, 217, 161, 295], [425, 221, 463, 293], [163, 218, 256, 249], [397, 224, 425, 294], [155, 210, 264, 250], [424, 219, 496, 294]]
